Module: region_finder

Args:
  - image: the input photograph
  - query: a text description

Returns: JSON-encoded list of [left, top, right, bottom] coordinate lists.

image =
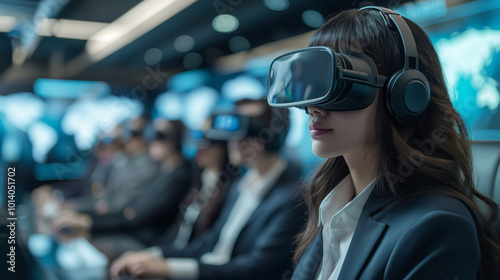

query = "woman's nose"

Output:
[[307, 106, 327, 117]]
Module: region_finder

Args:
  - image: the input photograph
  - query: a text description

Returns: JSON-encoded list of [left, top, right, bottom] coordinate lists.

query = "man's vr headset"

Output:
[[142, 121, 184, 152], [186, 128, 228, 150], [204, 110, 289, 153], [267, 6, 430, 125], [143, 127, 175, 142], [204, 113, 251, 141], [120, 127, 143, 142]]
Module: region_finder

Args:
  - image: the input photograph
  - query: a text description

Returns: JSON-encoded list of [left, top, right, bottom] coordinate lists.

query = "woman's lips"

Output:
[[310, 129, 333, 137], [309, 122, 333, 137]]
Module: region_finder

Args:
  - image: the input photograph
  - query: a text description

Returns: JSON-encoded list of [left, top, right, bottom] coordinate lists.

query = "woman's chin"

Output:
[[312, 147, 338, 159], [312, 141, 346, 158]]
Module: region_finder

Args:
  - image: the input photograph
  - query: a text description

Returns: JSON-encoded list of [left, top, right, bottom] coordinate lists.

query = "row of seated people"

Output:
[[31, 98, 304, 280]]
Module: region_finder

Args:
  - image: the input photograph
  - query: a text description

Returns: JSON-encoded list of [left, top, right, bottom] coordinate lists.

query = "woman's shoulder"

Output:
[[373, 195, 481, 280], [376, 194, 476, 230], [372, 194, 479, 255], [396, 194, 471, 211]]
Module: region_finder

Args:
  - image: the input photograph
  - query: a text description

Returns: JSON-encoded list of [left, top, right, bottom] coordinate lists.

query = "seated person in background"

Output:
[[31, 124, 124, 233], [50, 119, 193, 260], [84, 125, 125, 197], [71, 116, 160, 215], [160, 120, 241, 249], [32, 117, 159, 235], [110, 99, 307, 280]]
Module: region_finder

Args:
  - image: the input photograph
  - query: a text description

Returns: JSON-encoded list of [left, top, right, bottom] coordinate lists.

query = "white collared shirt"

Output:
[[315, 175, 376, 280], [166, 159, 288, 280], [172, 169, 220, 249]]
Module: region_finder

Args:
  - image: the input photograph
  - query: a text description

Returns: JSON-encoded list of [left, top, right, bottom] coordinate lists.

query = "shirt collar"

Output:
[[318, 175, 377, 227], [238, 158, 287, 200], [201, 169, 220, 184]]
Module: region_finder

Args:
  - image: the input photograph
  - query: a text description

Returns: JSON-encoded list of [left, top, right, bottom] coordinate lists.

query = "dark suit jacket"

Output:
[[74, 151, 160, 214], [161, 164, 307, 280], [292, 181, 480, 280], [90, 160, 193, 245]]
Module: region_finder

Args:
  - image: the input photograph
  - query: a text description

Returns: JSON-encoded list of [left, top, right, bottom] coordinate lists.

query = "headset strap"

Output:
[[359, 6, 419, 71], [339, 68, 387, 87]]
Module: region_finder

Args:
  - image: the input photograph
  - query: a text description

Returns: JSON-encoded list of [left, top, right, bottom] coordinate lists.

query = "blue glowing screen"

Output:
[[213, 114, 240, 131]]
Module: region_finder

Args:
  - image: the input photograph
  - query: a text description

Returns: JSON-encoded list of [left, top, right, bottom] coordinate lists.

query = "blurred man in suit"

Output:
[[110, 99, 306, 280]]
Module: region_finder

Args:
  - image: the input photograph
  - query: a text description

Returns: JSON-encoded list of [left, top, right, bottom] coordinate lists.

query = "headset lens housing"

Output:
[[267, 47, 335, 108]]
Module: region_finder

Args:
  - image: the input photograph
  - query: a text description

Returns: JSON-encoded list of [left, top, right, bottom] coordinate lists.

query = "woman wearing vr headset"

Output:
[[268, 6, 500, 280]]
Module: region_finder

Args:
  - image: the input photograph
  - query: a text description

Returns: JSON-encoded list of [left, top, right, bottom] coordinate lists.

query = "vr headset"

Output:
[[204, 113, 251, 141], [120, 128, 143, 142], [186, 128, 228, 150], [267, 6, 430, 125], [141, 122, 170, 142]]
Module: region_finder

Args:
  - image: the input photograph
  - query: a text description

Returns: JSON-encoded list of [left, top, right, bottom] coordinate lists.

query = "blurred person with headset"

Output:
[[48, 118, 194, 260], [69, 118, 194, 260], [158, 117, 241, 249], [110, 99, 307, 280], [32, 117, 160, 235], [31, 123, 125, 234]]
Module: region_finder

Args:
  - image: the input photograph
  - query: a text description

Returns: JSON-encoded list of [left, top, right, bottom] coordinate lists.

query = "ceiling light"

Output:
[[229, 36, 250, 53], [52, 19, 107, 40], [0, 15, 17, 33], [144, 48, 163, 65], [34, 18, 107, 40], [174, 35, 195, 52], [302, 10, 324, 28], [35, 18, 54, 37], [212, 14, 239, 33], [263, 0, 289, 11], [86, 0, 197, 62]]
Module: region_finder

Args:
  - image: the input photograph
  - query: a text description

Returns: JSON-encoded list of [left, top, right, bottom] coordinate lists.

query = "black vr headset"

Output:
[[187, 114, 248, 150], [204, 113, 251, 141], [204, 110, 288, 152], [184, 129, 224, 150], [267, 6, 430, 125]]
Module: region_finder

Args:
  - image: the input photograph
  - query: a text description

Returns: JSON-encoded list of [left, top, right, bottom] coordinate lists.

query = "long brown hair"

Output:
[[294, 8, 500, 279]]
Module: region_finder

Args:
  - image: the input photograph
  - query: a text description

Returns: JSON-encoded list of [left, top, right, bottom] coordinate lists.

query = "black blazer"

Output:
[[161, 164, 307, 280], [292, 181, 480, 280], [90, 161, 193, 245]]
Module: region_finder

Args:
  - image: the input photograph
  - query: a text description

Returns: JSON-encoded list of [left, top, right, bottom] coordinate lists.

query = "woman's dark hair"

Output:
[[294, 8, 500, 279]]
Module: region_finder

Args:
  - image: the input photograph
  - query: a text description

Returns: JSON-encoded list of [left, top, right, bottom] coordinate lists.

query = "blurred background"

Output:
[[0, 0, 499, 279]]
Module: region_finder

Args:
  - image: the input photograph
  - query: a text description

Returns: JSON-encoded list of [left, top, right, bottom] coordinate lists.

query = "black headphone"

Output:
[[360, 6, 430, 125]]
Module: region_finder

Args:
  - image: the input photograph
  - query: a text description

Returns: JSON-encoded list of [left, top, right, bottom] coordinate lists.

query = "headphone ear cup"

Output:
[[386, 69, 430, 125], [385, 70, 401, 119]]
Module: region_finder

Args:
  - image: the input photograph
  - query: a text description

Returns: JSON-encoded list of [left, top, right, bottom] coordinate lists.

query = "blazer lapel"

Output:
[[241, 167, 291, 229], [338, 188, 394, 279], [292, 230, 323, 280]]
